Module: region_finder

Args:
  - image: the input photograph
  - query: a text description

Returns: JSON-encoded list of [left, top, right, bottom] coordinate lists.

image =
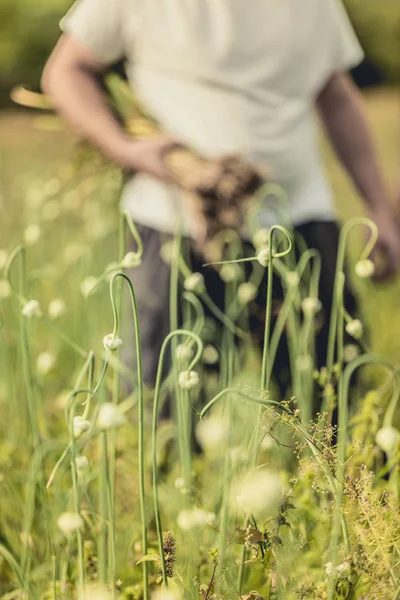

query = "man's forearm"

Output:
[[317, 73, 392, 214], [42, 59, 131, 165]]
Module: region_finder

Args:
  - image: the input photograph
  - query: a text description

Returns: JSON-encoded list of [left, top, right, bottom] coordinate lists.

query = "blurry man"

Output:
[[42, 0, 400, 395]]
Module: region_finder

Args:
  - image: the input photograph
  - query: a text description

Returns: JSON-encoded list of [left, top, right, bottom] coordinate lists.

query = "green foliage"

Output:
[[0, 0, 72, 97], [0, 0, 399, 104], [344, 0, 400, 82]]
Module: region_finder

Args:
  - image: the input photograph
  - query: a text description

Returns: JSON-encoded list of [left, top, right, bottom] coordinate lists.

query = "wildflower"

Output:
[[103, 333, 123, 352], [0, 250, 8, 270], [220, 264, 238, 282], [23, 224, 41, 246], [343, 344, 360, 364], [36, 352, 56, 375], [80, 276, 98, 298], [184, 273, 205, 294], [233, 468, 283, 519], [196, 416, 229, 452], [345, 319, 363, 340], [238, 282, 258, 304], [178, 370, 200, 390], [48, 298, 66, 320], [252, 228, 270, 250], [175, 344, 194, 362], [355, 259, 375, 279], [285, 271, 299, 288], [177, 507, 216, 531], [325, 561, 351, 579], [174, 477, 188, 493], [22, 299, 42, 319], [97, 403, 126, 430], [301, 297, 322, 316], [202, 345, 219, 365], [121, 252, 142, 269], [375, 426, 400, 454], [0, 279, 11, 299], [257, 248, 270, 267], [57, 512, 84, 535], [163, 531, 176, 578], [73, 416, 91, 438]]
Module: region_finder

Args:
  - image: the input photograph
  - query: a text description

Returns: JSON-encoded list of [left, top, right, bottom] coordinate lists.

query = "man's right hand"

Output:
[[113, 135, 179, 181]]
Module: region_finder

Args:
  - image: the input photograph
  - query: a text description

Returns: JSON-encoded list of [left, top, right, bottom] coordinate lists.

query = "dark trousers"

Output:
[[122, 221, 359, 407]]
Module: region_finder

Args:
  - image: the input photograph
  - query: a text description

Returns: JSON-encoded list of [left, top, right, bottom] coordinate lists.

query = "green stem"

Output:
[[152, 330, 203, 586]]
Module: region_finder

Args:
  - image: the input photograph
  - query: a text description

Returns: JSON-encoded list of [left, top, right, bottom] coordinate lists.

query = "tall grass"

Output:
[[0, 121, 400, 600]]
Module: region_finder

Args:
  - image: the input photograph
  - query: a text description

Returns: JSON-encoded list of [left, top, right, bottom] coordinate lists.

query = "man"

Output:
[[42, 0, 400, 393]]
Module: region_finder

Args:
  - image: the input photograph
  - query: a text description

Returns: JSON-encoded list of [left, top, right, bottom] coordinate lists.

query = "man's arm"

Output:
[[317, 72, 400, 279], [41, 34, 176, 179]]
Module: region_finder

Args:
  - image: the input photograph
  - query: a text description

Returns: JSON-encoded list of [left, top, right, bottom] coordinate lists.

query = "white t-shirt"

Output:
[[61, 0, 364, 235]]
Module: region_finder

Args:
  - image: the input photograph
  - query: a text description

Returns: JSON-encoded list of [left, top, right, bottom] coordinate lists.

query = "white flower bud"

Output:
[[177, 507, 216, 531], [175, 344, 194, 362], [79, 586, 113, 600], [80, 276, 98, 298], [22, 299, 42, 319], [160, 241, 175, 264], [237, 282, 258, 304], [252, 228, 270, 250], [219, 264, 238, 282], [23, 224, 41, 246], [202, 345, 219, 365], [174, 477, 190, 495], [196, 416, 228, 452], [376, 426, 400, 454], [296, 354, 313, 371], [48, 298, 66, 320], [343, 344, 360, 364], [285, 271, 299, 288], [178, 370, 200, 390], [75, 456, 89, 478], [57, 512, 84, 535], [152, 588, 182, 600], [184, 273, 205, 294], [325, 561, 351, 579], [97, 403, 126, 430], [121, 252, 142, 269], [355, 259, 375, 279], [36, 352, 56, 375], [73, 416, 91, 438], [301, 297, 322, 316], [103, 334, 123, 352], [0, 279, 11, 299], [257, 248, 270, 267], [232, 469, 283, 519], [345, 319, 363, 340]]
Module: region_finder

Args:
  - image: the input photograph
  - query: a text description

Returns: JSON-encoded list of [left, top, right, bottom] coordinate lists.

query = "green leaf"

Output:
[[135, 553, 161, 565]]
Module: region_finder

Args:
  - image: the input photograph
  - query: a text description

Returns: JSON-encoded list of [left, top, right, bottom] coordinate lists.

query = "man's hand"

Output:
[[368, 206, 400, 281], [113, 135, 179, 180]]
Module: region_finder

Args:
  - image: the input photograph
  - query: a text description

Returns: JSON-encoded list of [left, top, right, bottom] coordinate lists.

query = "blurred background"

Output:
[[0, 0, 399, 360]]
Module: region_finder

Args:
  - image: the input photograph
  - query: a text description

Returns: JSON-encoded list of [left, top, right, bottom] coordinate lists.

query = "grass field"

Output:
[[0, 90, 400, 600]]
